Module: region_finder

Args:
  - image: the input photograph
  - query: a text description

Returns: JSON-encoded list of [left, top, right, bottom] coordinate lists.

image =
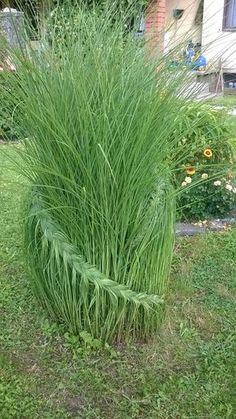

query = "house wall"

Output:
[[164, 0, 202, 52], [201, 0, 236, 71], [145, 0, 166, 54]]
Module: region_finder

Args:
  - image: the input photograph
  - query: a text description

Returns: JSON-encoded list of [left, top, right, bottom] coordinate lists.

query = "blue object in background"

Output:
[[186, 47, 195, 64], [193, 55, 207, 69], [184, 40, 195, 65]]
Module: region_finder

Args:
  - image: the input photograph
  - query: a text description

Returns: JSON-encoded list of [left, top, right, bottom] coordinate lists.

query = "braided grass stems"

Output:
[[26, 190, 173, 342]]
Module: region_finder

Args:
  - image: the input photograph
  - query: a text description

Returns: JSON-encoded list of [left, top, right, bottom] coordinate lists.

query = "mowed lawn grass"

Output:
[[0, 145, 236, 418]]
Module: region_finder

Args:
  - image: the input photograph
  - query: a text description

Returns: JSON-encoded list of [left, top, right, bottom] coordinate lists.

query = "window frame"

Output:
[[223, 0, 236, 31]]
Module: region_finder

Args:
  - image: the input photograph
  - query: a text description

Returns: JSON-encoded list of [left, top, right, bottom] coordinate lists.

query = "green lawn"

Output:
[[207, 94, 236, 109], [0, 145, 236, 418]]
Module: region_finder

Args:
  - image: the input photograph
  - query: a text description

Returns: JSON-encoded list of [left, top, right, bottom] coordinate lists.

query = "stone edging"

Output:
[[176, 216, 236, 236]]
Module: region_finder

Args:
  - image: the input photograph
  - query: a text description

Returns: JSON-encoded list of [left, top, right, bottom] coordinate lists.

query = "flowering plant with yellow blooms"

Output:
[[172, 103, 236, 220]]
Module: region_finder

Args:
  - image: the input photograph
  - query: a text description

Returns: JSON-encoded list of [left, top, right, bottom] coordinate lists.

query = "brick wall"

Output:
[[145, 0, 166, 54]]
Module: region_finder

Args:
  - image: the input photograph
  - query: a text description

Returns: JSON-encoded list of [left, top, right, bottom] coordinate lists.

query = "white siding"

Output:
[[202, 0, 236, 71], [165, 0, 202, 51]]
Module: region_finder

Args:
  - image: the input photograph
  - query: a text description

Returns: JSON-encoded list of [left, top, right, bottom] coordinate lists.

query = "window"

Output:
[[224, 0, 236, 30]]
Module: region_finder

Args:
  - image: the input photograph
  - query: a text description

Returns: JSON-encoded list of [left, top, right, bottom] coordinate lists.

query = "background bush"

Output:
[[172, 103, 236, 220], [0, 75, 21, 141]]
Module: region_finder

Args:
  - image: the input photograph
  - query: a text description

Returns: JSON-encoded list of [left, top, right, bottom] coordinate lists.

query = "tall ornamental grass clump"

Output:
[[8, 5, 191, 342]]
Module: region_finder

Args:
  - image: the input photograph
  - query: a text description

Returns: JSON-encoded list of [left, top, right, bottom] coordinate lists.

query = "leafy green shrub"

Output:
[[0, 74, 21, 141], [173, 103, 236, 220], [47, 0, 146, 48]]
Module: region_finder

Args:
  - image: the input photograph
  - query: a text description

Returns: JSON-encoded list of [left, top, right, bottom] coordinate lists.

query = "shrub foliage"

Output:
[[173, 103, 236, 220], [0, 75, 21, 141]]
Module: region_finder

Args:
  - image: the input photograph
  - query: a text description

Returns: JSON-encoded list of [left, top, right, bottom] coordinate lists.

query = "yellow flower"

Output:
[[203, 148, 213, 158], [186, 166, 196, 176]]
